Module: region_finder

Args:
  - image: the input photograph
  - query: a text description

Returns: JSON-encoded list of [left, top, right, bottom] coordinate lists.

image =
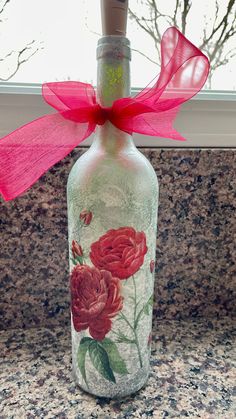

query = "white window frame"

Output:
[[0, 82, 235, 147]]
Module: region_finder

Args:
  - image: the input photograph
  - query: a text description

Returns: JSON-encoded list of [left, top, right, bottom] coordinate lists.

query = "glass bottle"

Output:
[[67, 36, 158, 398]]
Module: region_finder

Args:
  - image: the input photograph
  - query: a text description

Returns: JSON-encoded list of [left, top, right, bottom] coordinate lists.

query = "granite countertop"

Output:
[[1, 317, 236, 419], [1, 149, 236, 418]]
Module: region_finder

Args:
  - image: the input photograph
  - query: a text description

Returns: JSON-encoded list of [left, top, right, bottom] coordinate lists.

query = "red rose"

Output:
[[90, 227, 148, 280], [70, 264, 123, 340], [80, 209, 93, 225]]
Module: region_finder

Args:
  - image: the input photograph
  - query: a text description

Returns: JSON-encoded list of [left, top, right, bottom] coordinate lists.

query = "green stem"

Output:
[[133, 326, 143, 368], [132, 275, 143, 368], [132, 276, 137, 322], [111, 329, 121, 338], [111, 329, 126, 339], [119, 311, 143, 368], [117, 278, 143, 368], [119, 311, 134, 331]]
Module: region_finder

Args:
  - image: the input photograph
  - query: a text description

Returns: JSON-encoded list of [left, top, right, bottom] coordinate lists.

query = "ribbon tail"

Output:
[[0, 113, 94, 201], [132, 105, 186, 140]]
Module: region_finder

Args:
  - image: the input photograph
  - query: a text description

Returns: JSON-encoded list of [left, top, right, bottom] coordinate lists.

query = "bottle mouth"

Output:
[[97, 36, 131, 61]]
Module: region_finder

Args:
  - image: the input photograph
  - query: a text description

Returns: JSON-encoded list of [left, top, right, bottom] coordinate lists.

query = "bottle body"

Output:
[[67, 36, 158, 397]]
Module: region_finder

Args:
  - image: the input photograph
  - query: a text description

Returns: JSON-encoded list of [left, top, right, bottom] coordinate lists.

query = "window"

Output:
[[0, 0, 236, 147]]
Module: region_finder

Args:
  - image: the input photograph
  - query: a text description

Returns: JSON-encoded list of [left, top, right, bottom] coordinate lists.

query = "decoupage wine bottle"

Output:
[[67, 0, 158, 398]]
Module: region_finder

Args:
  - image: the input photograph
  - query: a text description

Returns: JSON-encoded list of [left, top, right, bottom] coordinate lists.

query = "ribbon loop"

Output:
[[0, 27, 210, 201]]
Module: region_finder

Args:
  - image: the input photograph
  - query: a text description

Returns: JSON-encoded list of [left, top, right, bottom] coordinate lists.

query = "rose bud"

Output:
[[79, 209, 93, 225], [150, 260, 155, 273], [72, 240, 83, 258]]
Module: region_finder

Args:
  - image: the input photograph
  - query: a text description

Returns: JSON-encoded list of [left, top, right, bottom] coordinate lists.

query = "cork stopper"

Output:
[[101, 0, 128, 36]]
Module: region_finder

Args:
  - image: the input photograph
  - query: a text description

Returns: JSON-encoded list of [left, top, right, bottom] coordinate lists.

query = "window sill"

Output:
[[0, 83, 236, 148]]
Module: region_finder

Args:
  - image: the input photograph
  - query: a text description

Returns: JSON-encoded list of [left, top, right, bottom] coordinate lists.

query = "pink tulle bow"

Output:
[[0, 27, 209, 201]]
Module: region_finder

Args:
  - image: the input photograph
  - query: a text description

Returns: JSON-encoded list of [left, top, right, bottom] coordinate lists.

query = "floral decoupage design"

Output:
[[70, 209, 154, 385]]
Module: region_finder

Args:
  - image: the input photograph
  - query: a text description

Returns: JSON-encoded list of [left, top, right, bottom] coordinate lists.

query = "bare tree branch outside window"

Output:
[[0, 0, 235, 88], [0, 0, 43, 81], [129, 0, 236, 88]]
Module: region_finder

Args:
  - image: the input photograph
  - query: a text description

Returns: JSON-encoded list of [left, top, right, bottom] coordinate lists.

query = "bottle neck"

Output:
[[92, 36, 135, 154], [97, 36, 131, 106]]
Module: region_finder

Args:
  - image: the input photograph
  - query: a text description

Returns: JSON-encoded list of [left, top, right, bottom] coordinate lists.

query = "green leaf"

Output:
[[143, 304, 149, 315], [89, 341, 116, 383], [148, 294, 154, 306], [75, 255, 84, 265], [144, 294, 154, 315], [77, 337, 93, 385], [100, 338, 128, 375], [135, 294, 154, 328], [80, 337, 94, 345], [70, 257, 77, 266], [70, 256, 84, 266]]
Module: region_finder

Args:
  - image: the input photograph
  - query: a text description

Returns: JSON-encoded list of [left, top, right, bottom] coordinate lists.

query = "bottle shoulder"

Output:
[[68, 145, 158, 185], [67, 143, 159, 208]]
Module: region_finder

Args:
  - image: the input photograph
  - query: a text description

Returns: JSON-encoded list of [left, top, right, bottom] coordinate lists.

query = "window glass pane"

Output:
[[0, 0, 235, 90]]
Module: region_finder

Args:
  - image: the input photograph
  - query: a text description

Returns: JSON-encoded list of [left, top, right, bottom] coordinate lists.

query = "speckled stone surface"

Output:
[[0, 149, 236, 330], [1, 317, 236, 418]]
